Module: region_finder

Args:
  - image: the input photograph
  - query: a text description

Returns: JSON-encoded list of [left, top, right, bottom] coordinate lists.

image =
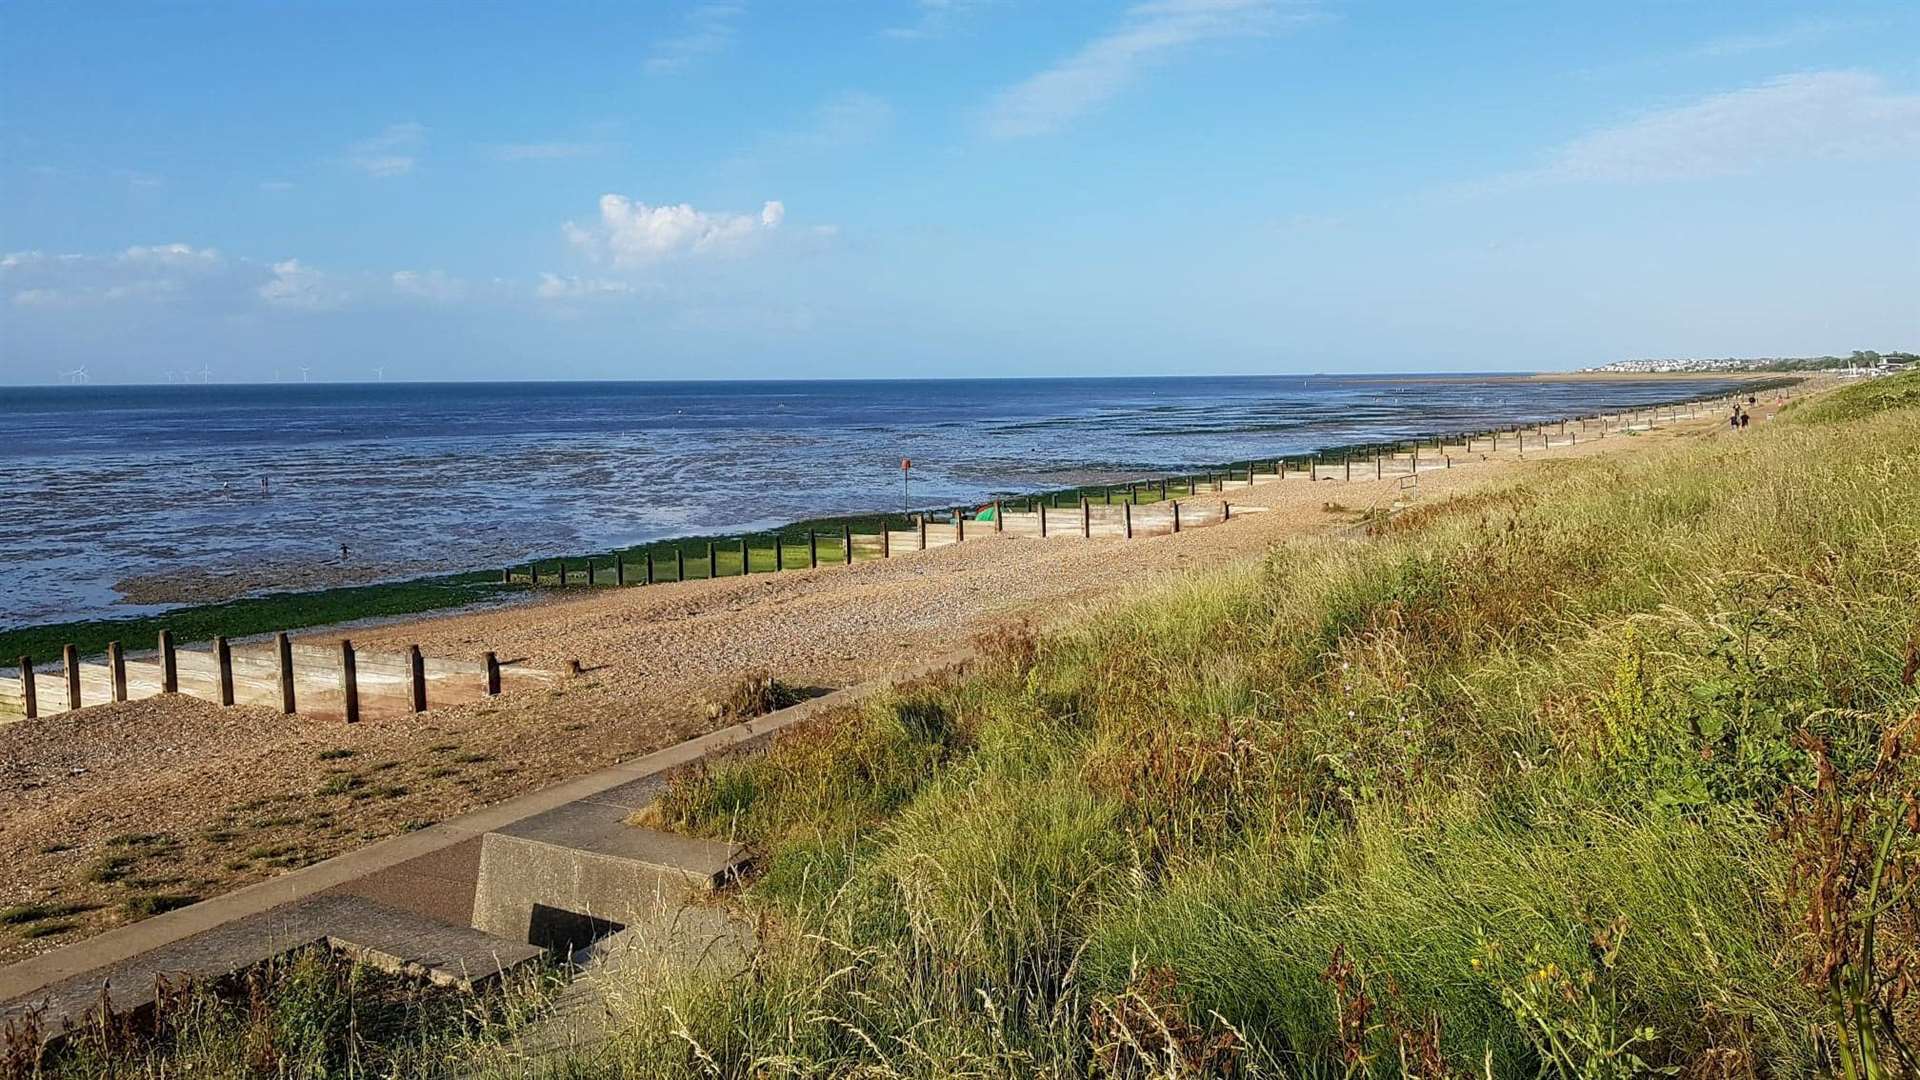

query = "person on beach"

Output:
[[1739, 411, 1750, 430], [340, 542, 349, 561]]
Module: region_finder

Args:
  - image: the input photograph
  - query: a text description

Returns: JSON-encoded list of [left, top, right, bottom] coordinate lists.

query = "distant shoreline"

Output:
[[0, 375, 1799, 662]]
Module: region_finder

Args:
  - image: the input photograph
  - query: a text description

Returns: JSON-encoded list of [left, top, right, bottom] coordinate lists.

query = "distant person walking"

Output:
[[339, 542, 349, 561]]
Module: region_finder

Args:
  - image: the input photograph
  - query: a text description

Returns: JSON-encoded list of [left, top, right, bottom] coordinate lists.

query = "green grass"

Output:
[[562, 371, 1918, 1078], [22, 946, 556, 1079], [0, 572, 509, 670]]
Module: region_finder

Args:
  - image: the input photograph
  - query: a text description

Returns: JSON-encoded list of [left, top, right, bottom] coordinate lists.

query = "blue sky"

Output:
[[1, 1, 1916, 383]]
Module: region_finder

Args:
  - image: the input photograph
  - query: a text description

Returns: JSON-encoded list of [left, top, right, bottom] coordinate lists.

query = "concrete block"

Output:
[[472, 803, 745, 951]]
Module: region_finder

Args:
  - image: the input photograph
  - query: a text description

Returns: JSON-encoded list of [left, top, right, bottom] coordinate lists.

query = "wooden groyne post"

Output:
[[108, 641, 127, 703], [17, 657, 36, 719], [159, 630, 178, 694], [215, 636, 235, 707], [408, 644, 427, 713], [484, 651, 501, 696], [340, 639, 360, 724], [61, 644, 80, 712], [276, 632, 297, 714]]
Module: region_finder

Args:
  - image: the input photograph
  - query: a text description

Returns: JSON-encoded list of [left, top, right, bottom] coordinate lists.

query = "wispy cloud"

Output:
[[564, 195, 786, 265], [739, 91, 895, 163], [980, 0, 1319, 138], [646, 2, 745, 75], [487, 140, 608, 161], [883, 0, 994, 41], [1691, 17, 1849, 59], [1530, 71, 1920, 184], [346, 122, 426, 177]]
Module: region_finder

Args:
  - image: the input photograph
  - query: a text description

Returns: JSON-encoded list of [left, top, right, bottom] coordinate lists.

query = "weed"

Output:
[[121, 893, 198, 920]]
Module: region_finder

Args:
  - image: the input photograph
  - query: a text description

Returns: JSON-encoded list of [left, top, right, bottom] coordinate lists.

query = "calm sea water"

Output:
[[0, 375, 1747, 627]]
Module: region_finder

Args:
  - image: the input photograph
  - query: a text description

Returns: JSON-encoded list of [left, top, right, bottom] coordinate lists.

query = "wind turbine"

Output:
[[299, 365, 311, 383], [198, 363, 212, 384], [163, 369, 179, 384], [59, 365, 89, 385], [373, 365, 385, 382]]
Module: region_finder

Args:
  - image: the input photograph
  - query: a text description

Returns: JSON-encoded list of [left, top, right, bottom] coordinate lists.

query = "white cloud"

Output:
[[121, 243, 221, 267], [980, 0, 1318, 138], [391, 269, 467, 302], [884, 0, 994, 41], [1692, 17, 1847, 58], [347, 123, 426, 177], [646, 2, 744, 75], [565, 195, 788, 265], [11, 288, 69, 308], [534, 273, 636, 301], [488, 141, 607, 161], [1538, 71, 1920, 183], [3, 244, 227, 309], [258, 259, 347, 310]]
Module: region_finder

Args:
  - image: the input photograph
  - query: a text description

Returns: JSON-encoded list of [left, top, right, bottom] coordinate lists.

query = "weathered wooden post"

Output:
[[1172, 500, 1181, 533], [709, 542, 718, 578], [918, 517, 928, 550], [407, 644, 426, 714], [1280, 459, 1287, 481], [587, 558, 597, 587], [1223, 501, 1231, 521], [955, 511, 965, 543], [647, 550, 656, 584], [1159, 478, 1168, 499], [1039, 502, 1048, 538], [616, 555, 627, 587], [557, 559, 567, 587], [1081, 497, 1090, 538], [679, 547, 689, 579], [1124, 501, 1133, 539], [63, 644, 80, 712], [842, 526, 852, 565], [483, 651, 502, 697], [1344, 455, 1351, 482], [776, 535, 786, 570], [995, 500, 1004, 532], [108, 641, 127, 703], [501, 568, 511, 585], [1375, 455, 1383, 480], [530, 561, 540, 586], [276, 632, 296, 715], [214, 637, 234, 707], [339, 639, 359, 724], [1104, 486, 1112, 505], [1412, 446, 1419, 473], [881, 525, 891, 558], [1129, 482, 1139, 502], [159, 630, 178, 694], [17, 657, 35, 720]]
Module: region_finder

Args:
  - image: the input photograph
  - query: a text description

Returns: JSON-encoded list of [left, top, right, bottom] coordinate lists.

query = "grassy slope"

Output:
[[569, 373, 1920, 1077]]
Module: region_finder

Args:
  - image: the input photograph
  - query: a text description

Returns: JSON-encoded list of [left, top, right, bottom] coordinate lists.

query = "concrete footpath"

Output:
[[0, 647, 972, 1032]]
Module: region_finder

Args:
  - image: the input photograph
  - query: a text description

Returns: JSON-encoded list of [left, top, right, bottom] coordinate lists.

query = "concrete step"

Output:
[[472, 801, 747, 951]]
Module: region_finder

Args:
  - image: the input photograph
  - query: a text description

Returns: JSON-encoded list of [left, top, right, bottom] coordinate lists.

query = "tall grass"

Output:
[[576, 374, 1919, 1078]]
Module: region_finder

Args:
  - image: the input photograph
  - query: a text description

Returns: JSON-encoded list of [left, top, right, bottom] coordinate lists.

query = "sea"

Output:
[[0, 375, 1753, 628]]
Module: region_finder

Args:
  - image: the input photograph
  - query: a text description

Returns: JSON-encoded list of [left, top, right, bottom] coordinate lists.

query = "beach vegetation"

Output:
[[563, 371, 1920, 1077]]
